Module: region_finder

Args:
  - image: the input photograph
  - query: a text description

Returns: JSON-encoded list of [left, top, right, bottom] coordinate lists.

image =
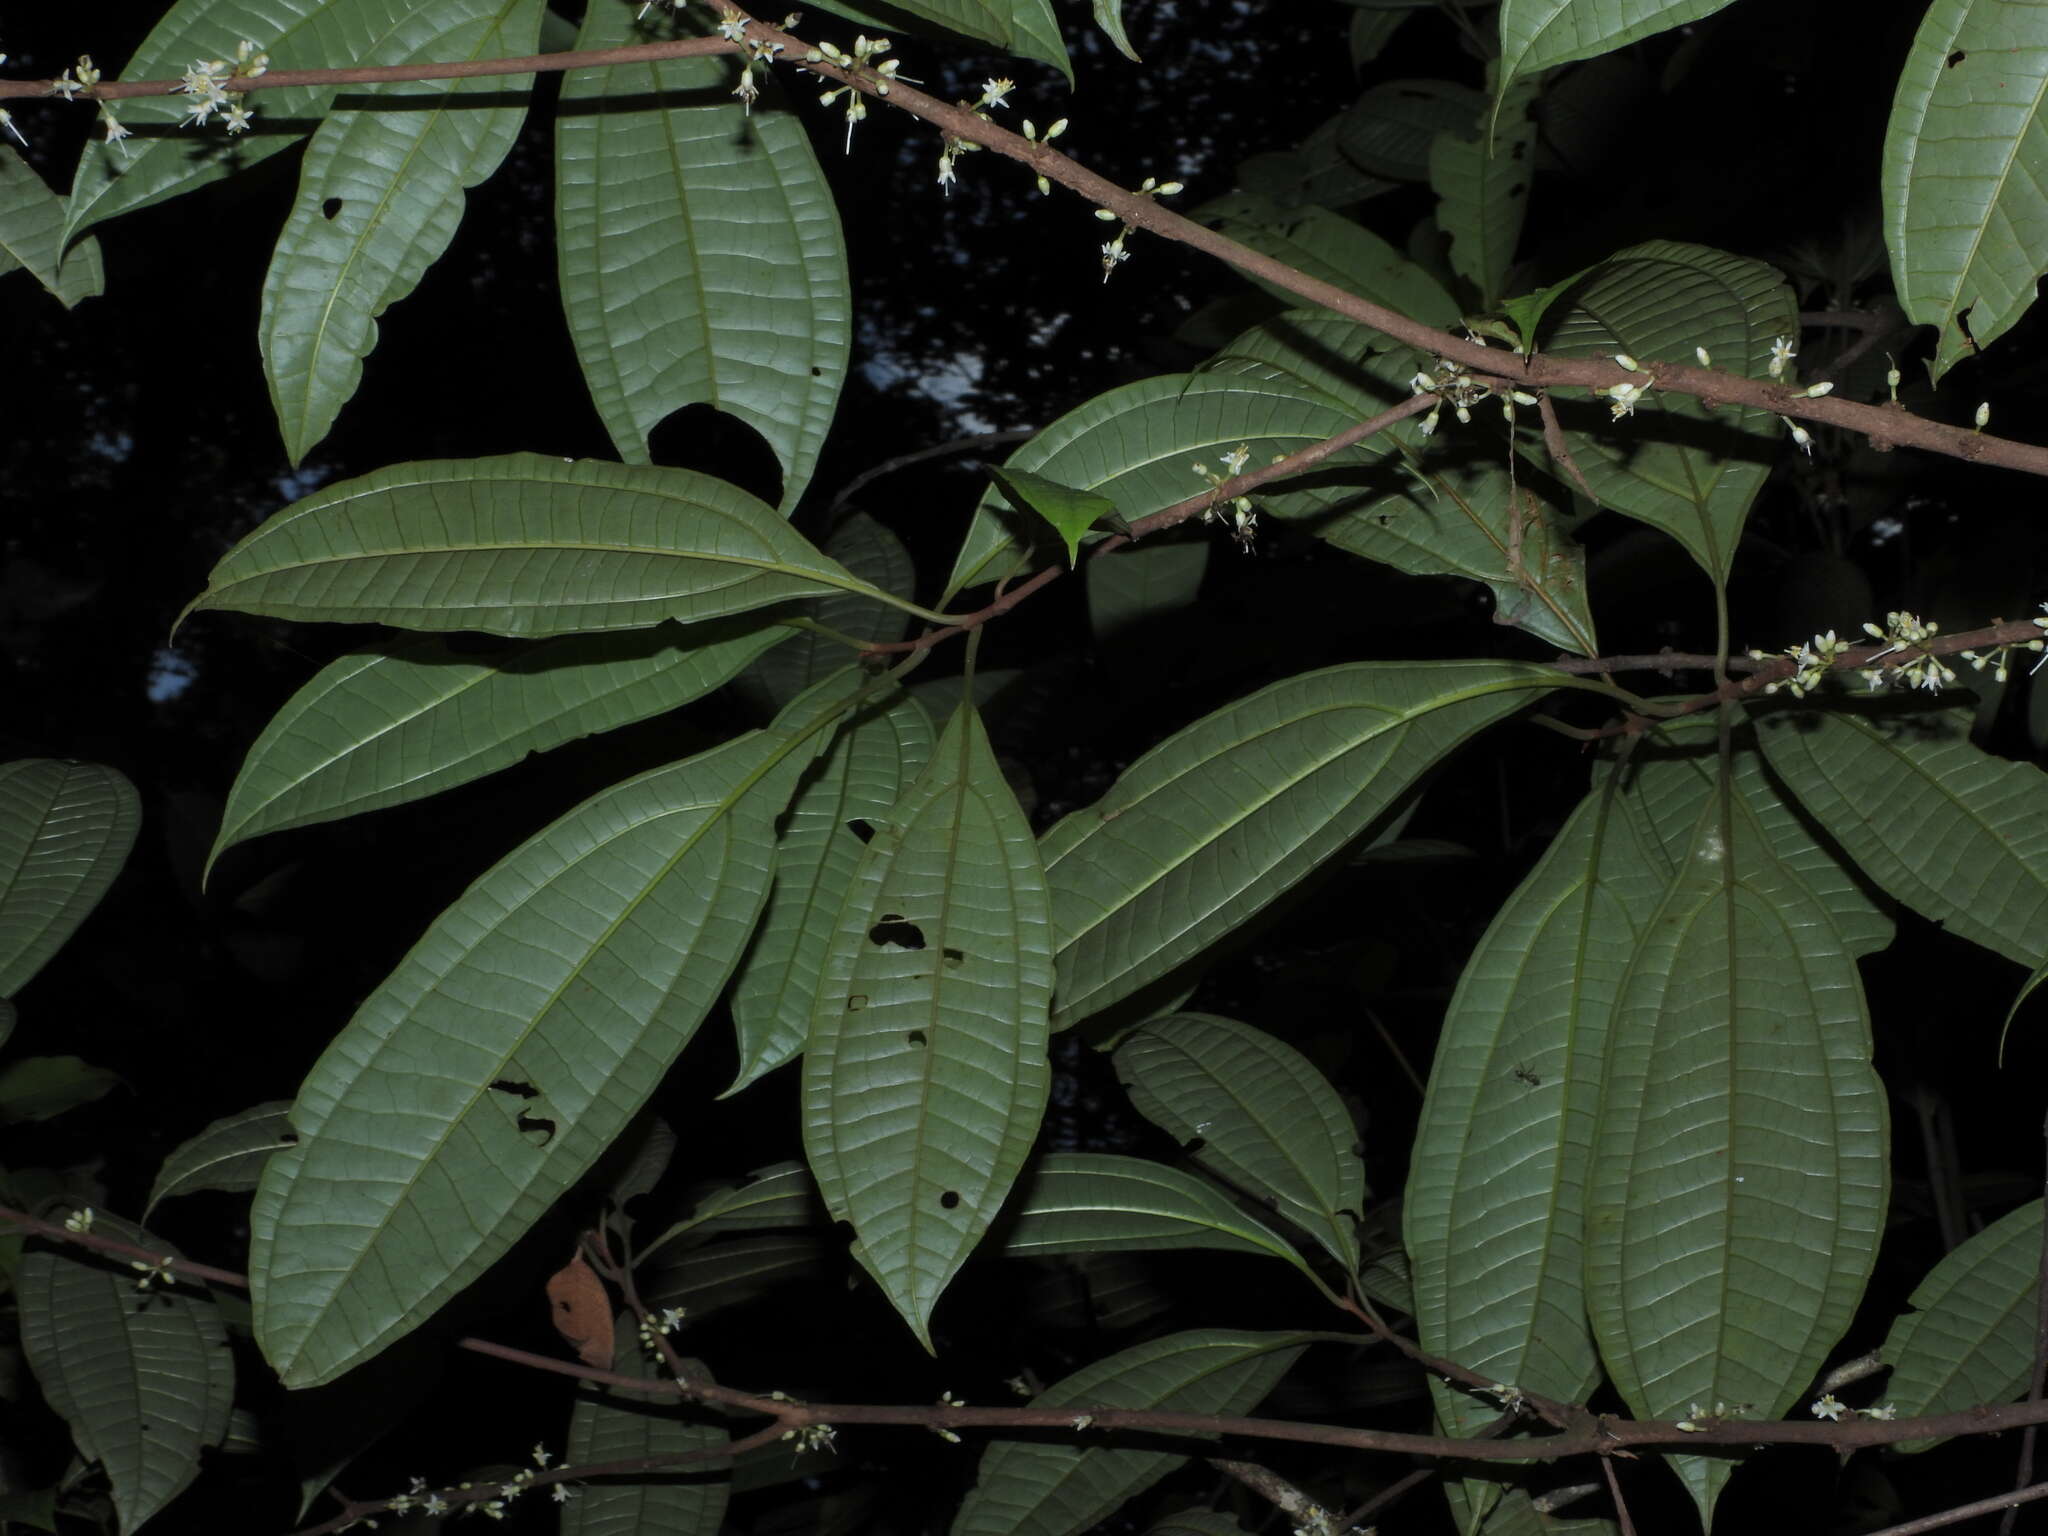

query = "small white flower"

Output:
[[1696, 346, 1712, 367], [1865, 1403, 1897, 1421], [63, 1208, 94, 1234], [1811, 1393, 1845, 1421], [550, 1484, 575, 1504], [222, 102, 254, 134], [1614, 352, 1641, 372], [1769, 335, 1796, 379], [717, 17, 749, 41], [1804, 381, 1833, 398], [1976, 400, 1991, 430], [978, 77, 1013, 110]]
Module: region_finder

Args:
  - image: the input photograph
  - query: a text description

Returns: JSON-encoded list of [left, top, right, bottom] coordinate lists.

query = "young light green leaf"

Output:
[[1881, 1198, 2042, 1449], [0, 151, 103, 309], [0, 1056, 122, 1126], [1000, 1152, 1317, 1281], [740, 515, 914, 711], [804, 703, 1053, 1349], [803, 0, 1071, 82], [1497, 0, 1739, 104], [989, 466, 1124, 569], [565, 1327, 728, 1536], [183, 454, 936, 637], [951, 1330, 1310, 1536], [261, 0, 542, 464], [1115, 1014, 1365, 1273], [1884, 0, 2048, 380], [1042, 661, 1569, 1029], [728, 686, 934, 1093], [210, 620, 785, 875], [19, 1213, 234, 1534], [1754, 705, 2048, 969], [0, 760, 141, 996], [557, 4, 849, 511], [146, 1101, 298, 1218], [1093, 0, 1140, 60], [1086, 539, 1209, 640], [1534, 241, 1795, 583], [251, 713, 837, 1387], [1495, 270, 1592, 353]]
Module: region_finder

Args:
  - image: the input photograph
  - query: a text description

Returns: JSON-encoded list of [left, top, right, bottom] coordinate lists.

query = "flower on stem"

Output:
[[1780, 416, 1813, 455], [1605, 378, 1649, 419], [99, 106, 129, 143], [1886, 355, 1901, 402], [0, 109, 24, 147], [1762, 629, 1849, 698], [1696, 345, 1712, 367], [1864, 1403, 1898, 1421], [1810, 1393, 1845, 1421], [977, 77, 1013, 111], [550, 1484, 576, 1504], [131, 1255, 176, 1292], [1021, 117, 1068, 194], [1769, 334, 1796, 379], [222, 102, 254, 134], [1100, 227, 1130, 282], [1976, 400, 1991, 431]]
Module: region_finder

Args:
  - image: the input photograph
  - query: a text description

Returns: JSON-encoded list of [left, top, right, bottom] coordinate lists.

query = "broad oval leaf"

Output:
[[1042, 661, 1567, 1029], [183, 454, 920, 638], [0, 760, 141, 996], [1086, 538, 1210, 640], [950, 1330, 1310, 1536], [1430, 78, 1539, 309], [1884, 0, 2048, 380], [1497, 0, 1740, 101], [565, 1327, 728, 1536], [1114, 1014, 1365, 1272], [209, 619, 785, 873], [1535, 241, 1794, 583], [1755, 704, 2048, 969], [1329, 80, 1488, 183], [557, 5, 849, 510], [0, 152, 102, 309], [146, 1102, 298, 1218], [1881, 1198, 2042, 1449], [252, 709, 837, 1386], [1001, 1152, 1316, 1278], [261, 0, 542, 464], [803, 702, 1053, 1348], [19, 1214, 234, 1534], [729, 685, 934, 1092], [805, 0, 1071, 82]]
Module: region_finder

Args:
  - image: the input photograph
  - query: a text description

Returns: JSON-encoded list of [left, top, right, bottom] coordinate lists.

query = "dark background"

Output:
[[5, 0, 2048, 1530]]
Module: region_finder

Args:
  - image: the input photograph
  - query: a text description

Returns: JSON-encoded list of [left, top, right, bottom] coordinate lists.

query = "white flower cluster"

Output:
[[173, 40, 267, 134], [1093, 174, 1181, 282], [1192, 443, 1258, 552]]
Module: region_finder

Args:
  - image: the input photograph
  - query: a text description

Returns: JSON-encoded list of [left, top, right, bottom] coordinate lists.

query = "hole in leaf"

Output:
[[939, 1190, 961, 1209], [848, 994, 868, 1011], [279, 1132, 299, 1145], [869, 917, 926, 949], [848, 819, 876, 843], [907, 1030, 927, 1046], [811, 366, 824, 377], [322, 197, 344, 220], [517, 1113, 557, 1144], [942, 947, 964, 967], [1946, 48, 1966, 67], [489, 1079, 540, 1098], [1183, 1136, 1207, 1154]]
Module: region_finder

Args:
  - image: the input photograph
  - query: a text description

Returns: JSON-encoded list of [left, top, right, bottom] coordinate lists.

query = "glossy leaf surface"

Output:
[[0, 760, 140, 996], [1497, 0, 1739, 100]]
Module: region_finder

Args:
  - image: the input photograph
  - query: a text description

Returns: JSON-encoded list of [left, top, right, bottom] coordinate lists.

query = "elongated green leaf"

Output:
[[183, 454, 923, 638], [1534, 241, 1794, 583], [19, 1215, 234, 1534], [1236, 96, 1400, 212], [1430, 79, 1537, 308], [146, 1102, 297, 1218], [252, 705, 840, 1386], [1202, 311, 1597, 654], [1350, 12, 1410, 69], [943, 373, 1385, 598], [1086, 539, 1210, 640], [1199, 192, 1460, 323], [1496, 0, 1739, 101], [805, 0, 1071, 81], [1094, 0, 1140, 60], [1756, 704, 2048, 970], [565, 1327, 728, 1536], [0, 1056, 122, 1125], [1585, 767, 1886, 1522], [1881, 1198, 2042, 1448], [557, 6, 848, 510], [803, 703, 1053, 1348], [645, 1233, 830, 1316], [729, 686, 934, 1092], [1042, 661, 1567, 1029], [951, 1330, 1309, 1536], [0, 760, 141, 996], [0, 152, 102, 308], [1884, 0, 2048, 380], [740, 515, 913, 710], [1001, 1152, 1316, 1278], [261, 0, 541, 463], [1332, 81, 1488, 183], [1115, 1015, 1364, 1272], [648, 1162, 822, 1256], [210, 619, 784, 873]]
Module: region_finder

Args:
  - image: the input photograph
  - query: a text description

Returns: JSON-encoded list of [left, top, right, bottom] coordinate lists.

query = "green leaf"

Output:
[[19, 1214, 234, 1534], [0, 760, 141, 996], [1535, 241, 1795, 583], [557, 6, 849, 511], [1430, 79, 1538, 308], [183, 454, 931, 638], [1000, 1152, 1317, 1279], [0, 1057, 122, 1125], [1496, 270, 1592, 354], [804, 0, 1071, 82], [565, 1326, 728, 1536], [1114, 1014, 1365, 1273], [944, 373, 1384, 599], [950, 1330, 1310, 1536], [729, 685, 934, 1092], [1148, 1515, 1250, 1536], [1754, 705, 2048, 969], [1093, 0, 1140, 60], [209, 619, 785, 874], [251, 704, 841, 1386], [741, 515, 914, 711], [1042, 661, 1567, 1029], [803, 703, 1053, 1348], [1200, 312, 1597, 654], [1197, 192, 1460, 324], [645, 1232, 830, 1316], [1584, 758, 1887, 1523], [1085, 539, 1210, 640], [1329, 81, 1489, 184], [146, 1102, 298, 1218], [1883, 0, 2048, 380], [1497, 0, 1740, 102], [989, 466, 1124, 569], [0, 151, 102, 308], [261, 0, 542, 464], [1349, 11, 1410, 70], [1881, 1198, 2042, 1449], [646, 1162, 822, 1258]]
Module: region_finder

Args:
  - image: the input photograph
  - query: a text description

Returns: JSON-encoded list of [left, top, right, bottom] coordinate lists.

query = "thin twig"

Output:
[[1998, 1106, 2048, 1536], [1600, 1454, 1639, 1536], [827, 428, 1036, 520], [1865, 1479, 2048, 1536]]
